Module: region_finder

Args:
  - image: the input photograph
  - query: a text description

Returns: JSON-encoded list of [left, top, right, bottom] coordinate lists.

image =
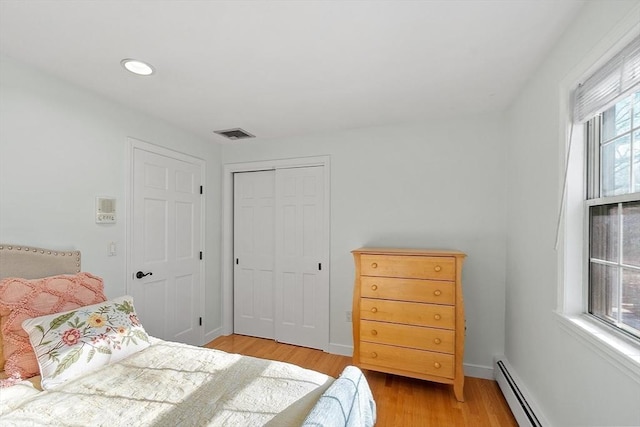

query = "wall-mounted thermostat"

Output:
[[96, 197, 116, 223]]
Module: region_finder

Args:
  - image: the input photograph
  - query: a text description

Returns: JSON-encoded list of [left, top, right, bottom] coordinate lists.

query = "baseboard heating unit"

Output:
[[495, 359, 543, 427]]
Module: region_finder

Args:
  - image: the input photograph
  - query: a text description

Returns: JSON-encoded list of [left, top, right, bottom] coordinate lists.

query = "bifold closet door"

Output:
[[233, 170, 276, 339]]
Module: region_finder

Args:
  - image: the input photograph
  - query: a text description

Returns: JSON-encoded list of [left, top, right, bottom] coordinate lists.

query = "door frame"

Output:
[[221, 155, 331, 349], [126, 137, 206, 344]]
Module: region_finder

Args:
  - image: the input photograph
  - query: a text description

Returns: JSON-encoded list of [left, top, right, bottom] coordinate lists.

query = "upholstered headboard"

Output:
[[0, 244, 81, 280]]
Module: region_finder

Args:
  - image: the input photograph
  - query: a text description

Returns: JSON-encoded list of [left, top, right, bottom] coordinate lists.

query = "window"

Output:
[[586, 91, 640, 339], [557, 32, 640, 378]]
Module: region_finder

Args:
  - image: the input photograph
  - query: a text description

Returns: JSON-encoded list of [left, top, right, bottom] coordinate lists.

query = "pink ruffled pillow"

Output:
[[0, 273, 106, 385]]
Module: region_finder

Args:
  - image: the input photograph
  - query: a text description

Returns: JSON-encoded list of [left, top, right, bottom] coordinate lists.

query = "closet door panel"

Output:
[[274, 166, 328, 350], [233, 170, 275, 339]]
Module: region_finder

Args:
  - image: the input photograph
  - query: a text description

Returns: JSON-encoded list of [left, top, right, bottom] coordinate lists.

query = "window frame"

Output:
[[555, 18, 640, 384], [584, 96, 640, 341]]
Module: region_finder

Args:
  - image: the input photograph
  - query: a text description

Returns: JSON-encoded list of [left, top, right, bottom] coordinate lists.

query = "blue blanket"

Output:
[[302, 366, 376, 427]]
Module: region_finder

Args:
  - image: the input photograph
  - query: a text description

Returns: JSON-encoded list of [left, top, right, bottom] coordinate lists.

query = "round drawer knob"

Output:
[[434, 314, 441, 320], [434, 290, 442, 296], [434, 338, 441, 344], [371, 263, 378, 268], [371, 352, 378, 358], [371, 329, 378, 336], [434, 265, 442, 272], [434, 362, 441, 369], [371, 285, 378, 291], [371, 307, 378, 313]]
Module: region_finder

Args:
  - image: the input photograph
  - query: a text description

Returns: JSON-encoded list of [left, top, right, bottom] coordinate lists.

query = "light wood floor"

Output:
[[206, 334, 517, 427]]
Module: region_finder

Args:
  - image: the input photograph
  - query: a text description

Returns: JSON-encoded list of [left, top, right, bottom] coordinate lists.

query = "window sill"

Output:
[[554, 312, 640, 384]]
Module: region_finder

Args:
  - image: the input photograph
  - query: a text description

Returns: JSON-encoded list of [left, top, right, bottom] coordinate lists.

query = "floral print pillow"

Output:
[[22, 295, 150, 389]]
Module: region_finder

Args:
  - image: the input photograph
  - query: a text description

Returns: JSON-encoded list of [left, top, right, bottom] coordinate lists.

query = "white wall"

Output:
[[506, 1, 640, 425], [0, 55, 223, 339], [222, 116, 508, 373], [0, 51, 509, 373]]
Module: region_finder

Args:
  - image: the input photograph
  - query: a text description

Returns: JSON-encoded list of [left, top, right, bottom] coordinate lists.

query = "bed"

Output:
[[0, 244, 376, 426]]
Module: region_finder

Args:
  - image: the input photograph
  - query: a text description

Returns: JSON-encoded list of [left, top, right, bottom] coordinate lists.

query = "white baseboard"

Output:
[[328, 342, 353, 356], [464, 363, 494, 379], [203, 327, 223, 344], [203, 334, 354, 356]]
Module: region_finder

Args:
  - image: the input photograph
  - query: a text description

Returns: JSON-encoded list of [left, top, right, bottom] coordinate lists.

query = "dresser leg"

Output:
[[453, 381, 465, 402]]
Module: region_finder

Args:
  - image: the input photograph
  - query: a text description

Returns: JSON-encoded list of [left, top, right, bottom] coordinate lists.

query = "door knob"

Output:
[[136, 271, 153, 279]]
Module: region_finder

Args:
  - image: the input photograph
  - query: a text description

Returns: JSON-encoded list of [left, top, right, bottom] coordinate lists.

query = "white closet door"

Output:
[[274, 166, 328, 350], [233, 170, 276, 339]]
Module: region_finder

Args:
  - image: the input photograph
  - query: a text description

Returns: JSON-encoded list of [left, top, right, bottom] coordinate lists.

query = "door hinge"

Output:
[[318, 262, 322, 271], [199, 317, 202, 326], [200, 251, 203, 260], [200, 185, 203, 195], [236, 258, 239, 265]]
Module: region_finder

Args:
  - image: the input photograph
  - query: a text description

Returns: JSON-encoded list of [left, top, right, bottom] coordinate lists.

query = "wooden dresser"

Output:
[[352, 247, 466, 401]]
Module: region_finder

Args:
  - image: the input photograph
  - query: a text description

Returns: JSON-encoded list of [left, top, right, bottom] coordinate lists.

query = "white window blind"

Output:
[[574, 34, 640, 123]]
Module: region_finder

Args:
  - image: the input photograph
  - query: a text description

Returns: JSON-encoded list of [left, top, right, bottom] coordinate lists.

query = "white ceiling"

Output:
[[0, 0, 584, 143]]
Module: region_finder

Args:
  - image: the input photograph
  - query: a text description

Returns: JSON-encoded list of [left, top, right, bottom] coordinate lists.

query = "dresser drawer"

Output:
[[360, 254, 455, 281], [361, 276, 455, 305], [360, 342, 455, 379], [360, 298, 455, 329], [360, 319, 455, 353]]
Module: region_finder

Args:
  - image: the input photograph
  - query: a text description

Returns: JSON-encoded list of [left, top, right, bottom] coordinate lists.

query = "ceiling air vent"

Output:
[[214, 128, 255, 140]]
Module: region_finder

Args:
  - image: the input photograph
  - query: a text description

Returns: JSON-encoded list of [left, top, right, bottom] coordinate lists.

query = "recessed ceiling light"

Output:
[[120, 58, 155, 76]]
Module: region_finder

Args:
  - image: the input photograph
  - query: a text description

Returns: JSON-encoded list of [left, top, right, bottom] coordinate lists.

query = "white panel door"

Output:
[[274, 166, 327, 350], [131, 147, 202, 345], [233, 171, 276, 339]]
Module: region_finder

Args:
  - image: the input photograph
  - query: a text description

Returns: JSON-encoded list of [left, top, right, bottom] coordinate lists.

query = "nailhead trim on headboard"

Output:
[[0, 244, 81, 278], [0, 246, 77, 257]]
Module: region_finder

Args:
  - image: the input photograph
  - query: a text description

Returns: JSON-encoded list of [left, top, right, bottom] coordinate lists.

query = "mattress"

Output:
[[0, 338, 334, 426]]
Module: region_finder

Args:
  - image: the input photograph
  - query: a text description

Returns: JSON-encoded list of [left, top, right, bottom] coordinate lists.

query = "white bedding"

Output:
[[0, 338, 334, 426]]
